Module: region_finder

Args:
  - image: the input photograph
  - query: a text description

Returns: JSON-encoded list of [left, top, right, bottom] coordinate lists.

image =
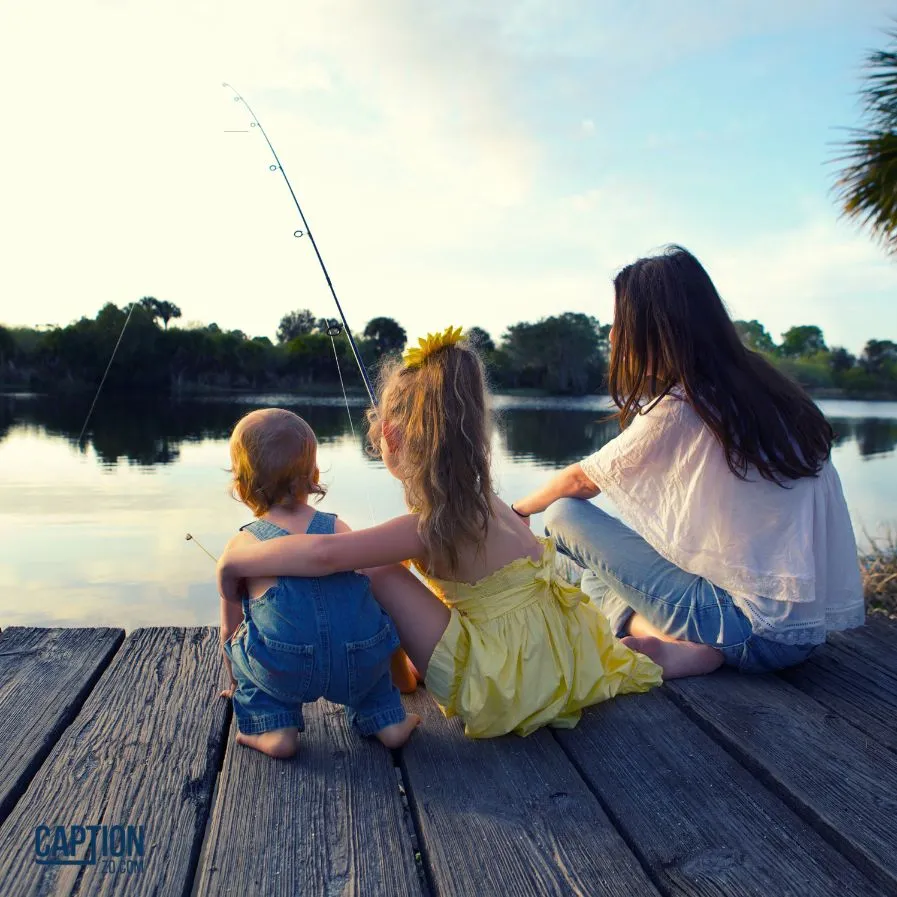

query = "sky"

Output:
[[0, 0, 895, 355]]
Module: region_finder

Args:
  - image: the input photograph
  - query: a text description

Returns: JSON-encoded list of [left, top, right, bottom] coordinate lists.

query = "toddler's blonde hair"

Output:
[[230, 408, 325, 516]]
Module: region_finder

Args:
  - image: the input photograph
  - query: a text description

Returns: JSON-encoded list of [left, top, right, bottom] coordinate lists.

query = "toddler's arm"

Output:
[[219, 595, 243, 697], [216, 514, 425, 581], [218, 534, 247, 698]]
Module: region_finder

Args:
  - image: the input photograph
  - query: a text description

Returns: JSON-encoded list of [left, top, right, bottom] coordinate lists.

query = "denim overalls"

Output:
[[224, 512, 406, 736]]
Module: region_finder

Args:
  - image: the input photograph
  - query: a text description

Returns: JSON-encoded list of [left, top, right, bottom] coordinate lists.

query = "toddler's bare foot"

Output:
[[622, 635, 724, 679], [236, 726, 299, 759], [390, 649, 421, 694], [375, 713, 421, 749]]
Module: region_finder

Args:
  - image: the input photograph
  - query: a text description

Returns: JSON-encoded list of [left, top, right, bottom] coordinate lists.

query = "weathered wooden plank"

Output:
[[0, 627, 124, 828], [554, 689, 889, 897], [399, 690, 661, 897], [666, 671, 897, 893], [779, 642, 897, 753], [0, 627, 229, 897], [828, 614, 897, 674], [196, 698, 421, 897]]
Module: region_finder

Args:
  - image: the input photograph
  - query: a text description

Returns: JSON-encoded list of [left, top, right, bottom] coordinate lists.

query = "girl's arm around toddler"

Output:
[[216, 514, 426, 583]]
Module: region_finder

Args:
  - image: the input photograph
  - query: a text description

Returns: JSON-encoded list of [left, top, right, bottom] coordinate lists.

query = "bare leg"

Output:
[[627, 612, 681, 641], [390, 648, 422, 693], [236, 726, 299, 759], [622, 636, 724, 679], [364, 564, 450, 678], [375, 713, 422, 748]]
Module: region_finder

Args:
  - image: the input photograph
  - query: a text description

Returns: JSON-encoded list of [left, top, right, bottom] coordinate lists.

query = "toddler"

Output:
[[219, 408, 420, 759]]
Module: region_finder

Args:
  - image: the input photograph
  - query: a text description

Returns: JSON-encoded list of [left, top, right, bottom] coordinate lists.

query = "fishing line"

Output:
[[325, 319, 378, 526], [222, 82, 377, 405], [77, 301, 137, 445]]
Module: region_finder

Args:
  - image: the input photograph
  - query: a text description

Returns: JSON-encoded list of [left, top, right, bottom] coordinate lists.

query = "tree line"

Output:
[[0, 301, 608, 396], [0, 299, 893, 397], [734, 320, 896, 396]]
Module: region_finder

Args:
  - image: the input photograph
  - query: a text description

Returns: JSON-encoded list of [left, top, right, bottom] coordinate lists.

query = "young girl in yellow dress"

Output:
[[217, 328, 716, 738]]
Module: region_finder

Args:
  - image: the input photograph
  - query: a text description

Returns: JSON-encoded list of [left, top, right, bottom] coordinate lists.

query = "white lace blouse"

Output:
[[579, 393, 865, 644]]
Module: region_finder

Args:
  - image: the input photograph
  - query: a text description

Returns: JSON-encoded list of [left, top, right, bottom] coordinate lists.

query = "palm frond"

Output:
[[834, 28, 897, 252]]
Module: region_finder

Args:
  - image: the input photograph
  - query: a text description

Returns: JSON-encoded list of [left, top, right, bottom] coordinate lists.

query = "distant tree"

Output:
[[156, 301, 182, 329], [503, 313, 604, 395], [362, 316, 407, 356], [596, 323, 612, 358], [734, 319, 776, 354], [860, 339, 897, 374], [277, 309, 318, 343], [829, 346, 856, 374], [465, 326, 495, 353], [139, 296, 182, 329], [0, 325, 13, 369], [780, 325, 828, 359], [834, 29, 897, 254]]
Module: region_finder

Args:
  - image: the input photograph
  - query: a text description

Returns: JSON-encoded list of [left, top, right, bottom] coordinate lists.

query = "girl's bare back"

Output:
[[426, 497, 543, 585]]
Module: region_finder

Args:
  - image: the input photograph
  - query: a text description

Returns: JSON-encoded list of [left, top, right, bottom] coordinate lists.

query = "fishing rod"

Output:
[[222, 82, 377, 405], [77, 301, 138, 445]]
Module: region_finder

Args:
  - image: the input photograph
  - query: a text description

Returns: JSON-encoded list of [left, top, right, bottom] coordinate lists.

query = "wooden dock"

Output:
[[0, 617, 896, 896]]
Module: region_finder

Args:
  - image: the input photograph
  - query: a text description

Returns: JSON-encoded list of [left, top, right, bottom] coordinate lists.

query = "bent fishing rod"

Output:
[[222, 82, 376, 405]]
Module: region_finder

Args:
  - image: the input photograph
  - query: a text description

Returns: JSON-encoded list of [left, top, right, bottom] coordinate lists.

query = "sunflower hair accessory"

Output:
[[403, 326, 464, 368]]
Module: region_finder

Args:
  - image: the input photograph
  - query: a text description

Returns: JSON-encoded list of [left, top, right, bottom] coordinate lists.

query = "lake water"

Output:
[[1, 393, 895, 630]]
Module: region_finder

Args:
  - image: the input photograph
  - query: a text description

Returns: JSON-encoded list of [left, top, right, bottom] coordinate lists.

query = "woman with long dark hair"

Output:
[[512, 246, 864, 673]]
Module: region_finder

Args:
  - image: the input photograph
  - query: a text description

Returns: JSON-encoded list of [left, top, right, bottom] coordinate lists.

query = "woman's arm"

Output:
[[513, 462, 600, 517], [216, 514, 426, 581]]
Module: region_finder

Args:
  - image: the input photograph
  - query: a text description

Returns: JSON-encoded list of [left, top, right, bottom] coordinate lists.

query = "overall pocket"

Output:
[[345, 622, 400, 706], [246, 631, 315, 703]]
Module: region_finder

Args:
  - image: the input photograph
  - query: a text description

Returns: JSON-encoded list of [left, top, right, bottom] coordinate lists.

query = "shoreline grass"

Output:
[[863, 528, 897, 619]]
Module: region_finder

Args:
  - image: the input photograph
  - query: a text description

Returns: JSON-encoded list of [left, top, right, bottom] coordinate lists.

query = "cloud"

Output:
[[0, 0, 894, 351]]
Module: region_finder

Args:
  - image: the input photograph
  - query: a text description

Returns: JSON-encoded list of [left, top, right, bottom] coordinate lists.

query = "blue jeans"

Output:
[[544, 498, 817, 673]]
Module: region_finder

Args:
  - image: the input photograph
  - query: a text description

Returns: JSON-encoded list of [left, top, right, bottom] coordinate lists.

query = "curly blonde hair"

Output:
[[229, 408, 326, 516], [368, 339, 493, 573]]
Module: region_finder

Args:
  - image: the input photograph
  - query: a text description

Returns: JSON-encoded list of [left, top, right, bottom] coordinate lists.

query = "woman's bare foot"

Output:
[[236, 726, 299, 759], [622, 635, 724, 679], [375, 713, 422, 749], [390, 649, 422, 694]]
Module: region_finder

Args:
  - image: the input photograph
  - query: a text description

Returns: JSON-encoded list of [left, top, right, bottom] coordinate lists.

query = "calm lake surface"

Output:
[[1, 392, 895, 630]]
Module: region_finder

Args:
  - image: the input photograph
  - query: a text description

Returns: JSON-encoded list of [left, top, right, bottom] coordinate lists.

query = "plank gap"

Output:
[[550, 720, 690, 897], [395, 747, 437, 897], [0, 627, 125, 829], [187, 699, 233, 897]]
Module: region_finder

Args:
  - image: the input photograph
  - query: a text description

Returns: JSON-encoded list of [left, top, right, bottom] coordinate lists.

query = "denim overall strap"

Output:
[[240, 519, 291, 541], [236, 520, 291, 615], [306, 511, 336, 535]]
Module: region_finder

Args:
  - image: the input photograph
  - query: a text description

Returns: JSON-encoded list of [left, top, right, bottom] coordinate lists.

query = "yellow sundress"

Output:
[[419, 537, 663, 738]]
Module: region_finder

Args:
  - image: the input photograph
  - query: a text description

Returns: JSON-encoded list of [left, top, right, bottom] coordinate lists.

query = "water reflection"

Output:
[[1, 393, 896, 467], [0, 394, 370, 467], [832, 417, 897, 459], [498, 409, 621, 466], [1, 391, 895, 630]]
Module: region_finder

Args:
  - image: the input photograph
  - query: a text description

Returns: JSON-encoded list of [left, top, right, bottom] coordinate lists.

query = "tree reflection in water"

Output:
[[1, 394, 896, 467]]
